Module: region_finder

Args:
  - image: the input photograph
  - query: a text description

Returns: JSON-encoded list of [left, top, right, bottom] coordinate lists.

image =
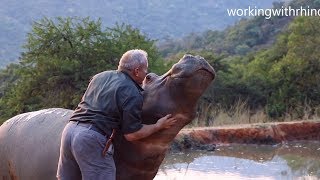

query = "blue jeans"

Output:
[[57, 121, 115, 180]]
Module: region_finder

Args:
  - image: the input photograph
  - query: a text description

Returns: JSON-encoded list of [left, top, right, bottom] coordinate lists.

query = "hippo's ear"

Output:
[[196, 55, 205, 61], [182, 54, 193, 59]]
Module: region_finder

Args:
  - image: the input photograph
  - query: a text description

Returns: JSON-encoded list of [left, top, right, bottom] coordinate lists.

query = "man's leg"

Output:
[[72, 127, 116, 180], [57, 122, 82, 180]]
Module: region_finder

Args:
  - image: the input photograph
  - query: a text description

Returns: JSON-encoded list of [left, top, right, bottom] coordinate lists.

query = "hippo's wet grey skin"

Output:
[[0, 109, 73, 180], [0, 54, 215, 180]]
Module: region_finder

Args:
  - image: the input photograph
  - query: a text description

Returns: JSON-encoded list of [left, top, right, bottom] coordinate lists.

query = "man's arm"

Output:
[[124, 114, 176, 141]]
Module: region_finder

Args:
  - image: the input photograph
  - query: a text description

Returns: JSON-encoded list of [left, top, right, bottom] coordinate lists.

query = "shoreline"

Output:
[[171, 120, 320, 151]]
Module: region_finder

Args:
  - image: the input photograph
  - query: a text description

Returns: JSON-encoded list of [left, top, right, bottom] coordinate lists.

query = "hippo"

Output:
[[0, 54, 215, 180]]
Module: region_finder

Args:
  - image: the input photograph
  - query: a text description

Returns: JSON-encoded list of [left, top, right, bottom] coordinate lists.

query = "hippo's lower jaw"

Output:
[[114, 114, 194, 180]]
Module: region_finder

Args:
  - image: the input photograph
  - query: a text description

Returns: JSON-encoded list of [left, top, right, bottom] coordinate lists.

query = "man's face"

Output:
[[135, 62, 148, 85]]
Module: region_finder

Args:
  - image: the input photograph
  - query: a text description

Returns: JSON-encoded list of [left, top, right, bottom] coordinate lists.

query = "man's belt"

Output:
[[70, 120, 107, 136], [70, 120, 116, 157]]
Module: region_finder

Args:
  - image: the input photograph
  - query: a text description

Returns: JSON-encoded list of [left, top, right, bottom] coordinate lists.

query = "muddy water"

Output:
[[155, 141, 320, 180]]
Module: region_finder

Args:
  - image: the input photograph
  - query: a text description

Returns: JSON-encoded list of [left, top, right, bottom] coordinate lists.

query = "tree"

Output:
[[0, 17, 166, 122], [267, 16, 320, 118]]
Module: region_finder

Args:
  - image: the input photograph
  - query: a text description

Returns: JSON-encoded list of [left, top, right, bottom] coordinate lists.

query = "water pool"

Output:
[[155, 141, 320, 180]]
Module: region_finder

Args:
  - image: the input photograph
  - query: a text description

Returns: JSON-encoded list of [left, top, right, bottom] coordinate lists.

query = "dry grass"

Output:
[[188, 100, 320, 128]]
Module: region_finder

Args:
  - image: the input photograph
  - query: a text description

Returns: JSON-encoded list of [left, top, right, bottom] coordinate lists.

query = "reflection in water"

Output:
[[155, 141, 320, 180]]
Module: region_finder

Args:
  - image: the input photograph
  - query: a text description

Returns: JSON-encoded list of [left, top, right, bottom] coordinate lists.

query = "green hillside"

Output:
[[159, 0, 320, 122]]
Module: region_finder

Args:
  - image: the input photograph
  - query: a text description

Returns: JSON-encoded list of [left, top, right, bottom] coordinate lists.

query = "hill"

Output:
[[0, 0, 277, 67]]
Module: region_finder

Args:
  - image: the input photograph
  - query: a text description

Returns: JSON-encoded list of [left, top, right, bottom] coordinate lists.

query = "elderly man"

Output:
[[57, 49, 176, 180]]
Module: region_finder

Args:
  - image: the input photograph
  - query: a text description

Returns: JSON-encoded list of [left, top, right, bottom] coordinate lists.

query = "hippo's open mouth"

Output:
[[170, 55, 215, 79]]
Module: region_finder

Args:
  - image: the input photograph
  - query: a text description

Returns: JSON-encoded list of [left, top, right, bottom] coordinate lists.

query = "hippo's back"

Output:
[[0, 108, 72, 180]]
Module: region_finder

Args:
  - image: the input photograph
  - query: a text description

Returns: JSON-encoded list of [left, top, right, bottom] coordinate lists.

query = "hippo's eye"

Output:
[[144, 74, 154, 84], [146, 74, 151, 80], [172, 65, 182, 73], [144, 73, 159, 85]]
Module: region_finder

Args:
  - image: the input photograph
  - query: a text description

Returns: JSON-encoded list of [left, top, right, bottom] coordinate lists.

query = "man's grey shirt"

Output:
[[70, 70, 144, 135]]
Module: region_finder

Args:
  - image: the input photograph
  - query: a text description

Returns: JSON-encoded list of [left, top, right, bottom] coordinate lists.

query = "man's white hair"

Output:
[[118, 49, 148, 70]]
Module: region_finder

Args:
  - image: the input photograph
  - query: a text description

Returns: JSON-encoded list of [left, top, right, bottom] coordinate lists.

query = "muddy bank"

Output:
[[170, 120, 320, 151]]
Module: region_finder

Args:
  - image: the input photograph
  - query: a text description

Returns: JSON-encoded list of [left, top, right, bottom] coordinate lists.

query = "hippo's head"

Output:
[[114, 54, 215, 180], [142, 54, 215, 125]]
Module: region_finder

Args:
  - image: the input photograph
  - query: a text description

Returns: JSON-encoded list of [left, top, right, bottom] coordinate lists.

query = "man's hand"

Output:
[[156, 114, 177, 129], [124, 114, 177, 141]]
